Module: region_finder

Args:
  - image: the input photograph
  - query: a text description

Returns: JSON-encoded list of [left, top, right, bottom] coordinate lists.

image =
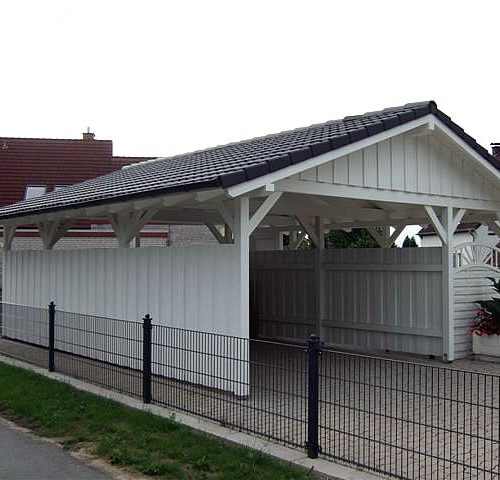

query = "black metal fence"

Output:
[[1, 301, 499, 480]]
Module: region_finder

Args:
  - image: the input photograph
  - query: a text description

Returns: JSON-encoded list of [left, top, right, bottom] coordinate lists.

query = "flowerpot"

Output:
[[472, 332, 500, 358]]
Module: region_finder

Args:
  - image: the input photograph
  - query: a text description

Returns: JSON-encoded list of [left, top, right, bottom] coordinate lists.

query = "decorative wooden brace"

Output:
[[2, 225, 16, 251], [37, 220, 72, 250], [108, 207, 159, 248]]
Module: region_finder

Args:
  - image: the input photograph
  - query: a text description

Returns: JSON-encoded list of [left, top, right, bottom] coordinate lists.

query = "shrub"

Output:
[[473, 278, 500, 335]]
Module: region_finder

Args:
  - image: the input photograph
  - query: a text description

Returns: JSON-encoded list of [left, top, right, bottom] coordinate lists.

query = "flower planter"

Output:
[[472, 333, 500, 358]]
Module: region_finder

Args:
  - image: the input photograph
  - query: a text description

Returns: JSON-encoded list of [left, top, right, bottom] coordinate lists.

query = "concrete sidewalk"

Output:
[[0, 417, 114, 480]]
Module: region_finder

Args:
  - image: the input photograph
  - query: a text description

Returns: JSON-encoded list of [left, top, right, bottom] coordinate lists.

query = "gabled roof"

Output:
[[419, 222, 481, 236], [0, 101, 496, 220]]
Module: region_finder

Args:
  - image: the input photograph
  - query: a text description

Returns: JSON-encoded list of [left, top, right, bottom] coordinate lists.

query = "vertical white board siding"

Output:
[[429, 136, 442, 195], [286, 132, 500, 202], [321, 247, 443, 356], [416, 135, 430, 193], [348, 150, 364, 186], [3, 245, 248, 395], [250, 250, 316, 341], [4, 245, 239, 333], [317, 161, 333, 183], [377, 139, 391, 189], [390, 135, 405, 191], [250, 248, 444, 356], [333, 155, 349, 185], [363, 145, 378, 188], [454, 267, 499, 359], [404, 134, 418, 192]]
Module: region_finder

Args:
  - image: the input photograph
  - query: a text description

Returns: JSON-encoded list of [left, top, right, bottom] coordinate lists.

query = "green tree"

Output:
[[324, 228, 379, 249], [401, 235, 418, 248]]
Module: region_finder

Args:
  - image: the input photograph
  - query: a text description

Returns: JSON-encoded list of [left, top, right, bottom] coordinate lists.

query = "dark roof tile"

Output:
[[397, 111, 415, 123], [330, 133, 351, 149], [268, 155, 291, 172], [310, 140, 332, 156], [289, 147, 312, 164], [347, 127, 368, 142], [382, 116, 400, 130], [245, 162, 269, 180], [218, 170, 246, 188], [365, 122, 385, 136]]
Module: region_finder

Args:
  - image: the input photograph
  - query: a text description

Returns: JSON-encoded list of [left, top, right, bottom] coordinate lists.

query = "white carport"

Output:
[[2, 101, 500, 363]]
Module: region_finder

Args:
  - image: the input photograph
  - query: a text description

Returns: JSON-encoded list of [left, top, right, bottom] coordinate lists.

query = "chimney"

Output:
[[492, 143, 500, 161], [82, 127, 95, 141]]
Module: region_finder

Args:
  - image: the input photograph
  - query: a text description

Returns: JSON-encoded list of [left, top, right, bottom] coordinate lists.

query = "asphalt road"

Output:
[[0, 417, 114, 480]]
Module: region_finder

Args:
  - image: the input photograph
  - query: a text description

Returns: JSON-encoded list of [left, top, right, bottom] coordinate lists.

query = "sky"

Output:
[[1, 0, 498, 244], [1, 0, 499, 159]]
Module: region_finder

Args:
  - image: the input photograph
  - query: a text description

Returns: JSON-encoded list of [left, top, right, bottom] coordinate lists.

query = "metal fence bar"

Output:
[[48, 301, 55, 372], [142, 313, 152, 404], [306, 334, 320, 458]]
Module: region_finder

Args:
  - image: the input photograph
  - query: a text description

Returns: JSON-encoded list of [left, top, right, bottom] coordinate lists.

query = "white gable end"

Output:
[[285, 129, 500, 206]]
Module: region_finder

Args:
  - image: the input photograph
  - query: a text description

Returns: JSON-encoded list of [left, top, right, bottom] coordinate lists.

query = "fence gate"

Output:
[[453, 242, 500, 358]]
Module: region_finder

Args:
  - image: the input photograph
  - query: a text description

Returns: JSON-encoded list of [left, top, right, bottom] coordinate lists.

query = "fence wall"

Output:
[[2, 245, 248, 394], [3, 245, 240, 334], [250, 247, 444, 356]]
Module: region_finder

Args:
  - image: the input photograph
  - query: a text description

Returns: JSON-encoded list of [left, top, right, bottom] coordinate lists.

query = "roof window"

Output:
[[25, 185, 47, 200]]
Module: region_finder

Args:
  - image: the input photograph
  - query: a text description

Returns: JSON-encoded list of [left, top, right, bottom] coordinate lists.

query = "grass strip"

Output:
[[0, 361, 313, 479]]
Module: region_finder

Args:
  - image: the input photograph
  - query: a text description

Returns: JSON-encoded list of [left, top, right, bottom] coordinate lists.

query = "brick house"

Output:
[[0, 132, 215, 291]]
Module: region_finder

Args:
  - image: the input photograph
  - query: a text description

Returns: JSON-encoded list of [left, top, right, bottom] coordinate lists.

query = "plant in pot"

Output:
[[472, 277, 500, 357]]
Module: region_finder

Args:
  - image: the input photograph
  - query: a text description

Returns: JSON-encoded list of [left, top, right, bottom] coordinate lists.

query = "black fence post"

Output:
[[306, 334, 320, 459], [142, 314, 153, 404], [48, 302, 56, 372]]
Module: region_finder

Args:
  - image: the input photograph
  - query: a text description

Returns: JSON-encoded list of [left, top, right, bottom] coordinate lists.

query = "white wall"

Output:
[[420, 226, 499, 249], [251, 248, 444, 357], [420, 231, 473, 248], [3, 245, 249, 395]]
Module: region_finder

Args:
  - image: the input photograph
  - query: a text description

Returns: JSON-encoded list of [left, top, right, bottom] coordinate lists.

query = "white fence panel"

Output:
[[250, 250, 316, 341], [3, 245, 248, 395], [250, 247, 443, 356]]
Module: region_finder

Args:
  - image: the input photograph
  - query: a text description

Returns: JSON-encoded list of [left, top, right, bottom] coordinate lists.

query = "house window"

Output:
[[25, 185, 47, 200]]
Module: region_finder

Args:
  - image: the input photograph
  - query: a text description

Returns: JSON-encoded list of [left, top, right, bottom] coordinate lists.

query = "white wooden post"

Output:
[[315, 216, 325, 337], [233, 196, 250, 396], [424, 205, 465, 362], [441, 206, 454, 362], [234, 197, 250, 339]]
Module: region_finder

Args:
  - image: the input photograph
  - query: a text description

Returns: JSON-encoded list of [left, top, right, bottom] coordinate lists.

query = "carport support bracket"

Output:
[[2, 225, 16, 251]]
